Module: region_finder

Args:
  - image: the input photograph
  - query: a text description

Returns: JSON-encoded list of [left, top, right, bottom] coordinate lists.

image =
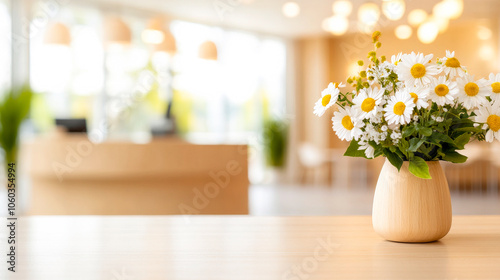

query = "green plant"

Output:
[[0, 85, 33, 171], [263, 119, 288, 168]]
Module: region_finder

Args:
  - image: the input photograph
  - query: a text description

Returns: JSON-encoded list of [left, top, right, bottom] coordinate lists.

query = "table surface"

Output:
[[1, 216, 499, 279]]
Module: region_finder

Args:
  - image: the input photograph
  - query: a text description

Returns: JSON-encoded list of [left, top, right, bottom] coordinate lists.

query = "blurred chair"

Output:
[[298, 143, 327, 185], [298, 143, 348, 186]]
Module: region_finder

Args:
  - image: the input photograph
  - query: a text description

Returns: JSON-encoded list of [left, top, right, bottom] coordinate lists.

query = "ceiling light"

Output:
[[282, 2, 300, 18], [103, 17, 132, 45], [382, 0, 406, 21], [199, 41, 218, 60], [358, 2, 380, 27], [322, 15, 349, 35], [154, 29, 177, 54], [332, 1, 353, 17], [142, 30, 164, 44], [417, 20, 439, 44], [395, 25, 412, 39], [142, 16, 166, 44], [479, 45, 494, 61], [433, 0, 463, 20], [44, 22, 71, 45], [408, 9, 427, 27], [428, 15, 449, 34], [477, 26, 492, 41]]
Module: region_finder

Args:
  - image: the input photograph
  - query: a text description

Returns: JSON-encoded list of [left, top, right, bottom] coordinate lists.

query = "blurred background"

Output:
[[1, 0, 499, 216]]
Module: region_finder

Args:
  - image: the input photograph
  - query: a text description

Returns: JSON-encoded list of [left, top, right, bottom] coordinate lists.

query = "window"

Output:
[[0, 0, 11, 93]]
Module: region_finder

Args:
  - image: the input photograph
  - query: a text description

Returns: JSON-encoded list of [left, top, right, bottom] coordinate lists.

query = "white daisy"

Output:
[[428, 76, 459, 106], [474, 101, 500, 142], [405, 85, 430, 109], [396, 52, 440, 87], [456, 74, 489, 110], [384, 90, 415, 125], [391, 52, 402, 65], [332, 107, 363, 141], [487, 73, 500, 103], [440, 50, 466, 78], [352, 87, 385, 120], [314, 82, 340, 116], [358, 142, 375, 158]]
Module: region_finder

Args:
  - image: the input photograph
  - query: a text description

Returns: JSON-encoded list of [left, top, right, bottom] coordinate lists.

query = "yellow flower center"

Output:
[[341, 115, 354, 130], [410, 63, 426, 78], [361, 98, 376, 112], [445, 57, 461, 68], [410, 92, 418, 104], [321, 94, 331, 107], [487, 115, 500, 132], [491, 82, 500, 93], [435, 84, 449, 97], [464, 82, 479, 97], [333, 82, 340, 88], [393, 102, 406, 116], [394, 61, 399, 66]]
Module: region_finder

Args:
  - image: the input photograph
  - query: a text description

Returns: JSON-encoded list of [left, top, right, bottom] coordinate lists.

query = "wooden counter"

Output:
[[0, 216, 499, 279], [25, 136, 249, 215]]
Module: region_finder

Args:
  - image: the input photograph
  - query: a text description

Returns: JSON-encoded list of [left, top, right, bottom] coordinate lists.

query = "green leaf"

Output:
[[402, 126, 416, 138], [409, 157, 432, 179], [344, 141, 367, 158], [454, 127, 482, 134], [408, 138, 426, 152], [442, 150, 468, 163], [383, 148, 403, 171], [417, 126, 432, 137], [398, 138, 410, 157], [454, 133, 470, 150], [429, 132, 455, 144]]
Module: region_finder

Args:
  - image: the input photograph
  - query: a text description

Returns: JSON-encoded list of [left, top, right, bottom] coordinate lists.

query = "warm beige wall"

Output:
[[296, 37, 331, 147]]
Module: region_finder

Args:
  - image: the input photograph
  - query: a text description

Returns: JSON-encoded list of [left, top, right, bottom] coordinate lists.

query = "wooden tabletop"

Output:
[[1, 216, 499, 279]]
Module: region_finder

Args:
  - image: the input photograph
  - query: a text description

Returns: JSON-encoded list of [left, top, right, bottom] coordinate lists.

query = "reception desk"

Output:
[[26, 135, 249, 215]]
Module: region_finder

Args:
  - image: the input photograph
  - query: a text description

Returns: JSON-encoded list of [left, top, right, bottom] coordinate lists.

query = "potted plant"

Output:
[[263, 118, 288, 183], [0, 85, 33, 183], [313, 31, 498, 242]]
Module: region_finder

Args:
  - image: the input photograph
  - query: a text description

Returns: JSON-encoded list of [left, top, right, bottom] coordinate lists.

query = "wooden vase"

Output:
[[372, 159, 452, 243]]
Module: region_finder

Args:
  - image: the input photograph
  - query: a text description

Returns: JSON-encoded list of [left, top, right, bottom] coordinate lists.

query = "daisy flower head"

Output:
[[358, 142, 375, 158], [474, 101, 500, 142], [440, 50, 466, 78], [391, 52, 402, 65], [352, 86, 384, 120], [487, 73, 500, 103], [314, 82, 340, 116], [396, 52, 440, 87], [384, 90, 416, 125], [406, 85, 430, 109], [332, 107, 363, 141], [456, 74, 489, 110], [428, 76, 459, 106]]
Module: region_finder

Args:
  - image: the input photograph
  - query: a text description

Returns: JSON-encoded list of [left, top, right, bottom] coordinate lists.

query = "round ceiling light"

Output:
[[282, 2, 300, 18], [382, 0, 406, 21], [332, 1, 353, 16], [417, 20, 439, 44], [322, 15, 349, 35], [395, 24, 412, 39], [358, 2, 381, 27], [408, 9, 427, 27]]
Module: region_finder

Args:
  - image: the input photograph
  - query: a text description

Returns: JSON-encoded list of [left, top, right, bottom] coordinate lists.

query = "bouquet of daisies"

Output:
[[314, 31, 499, 179]]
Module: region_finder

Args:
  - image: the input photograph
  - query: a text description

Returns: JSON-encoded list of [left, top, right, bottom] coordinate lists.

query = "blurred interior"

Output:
[[1, 0, 499, 216]]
